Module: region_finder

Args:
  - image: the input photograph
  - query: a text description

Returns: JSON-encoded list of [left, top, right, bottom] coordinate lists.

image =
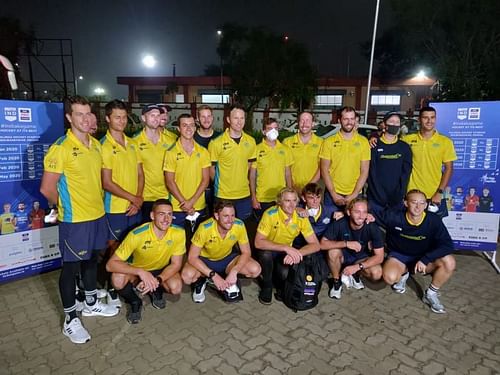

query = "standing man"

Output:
[[164, 114, 211, 239], [464, 187, 479, 212], [194, 105, 221, 149], [320, 198, 385, 299], [250, 118, 294, 219], [15, 202, 30, 232], [106, 199, 185, 324], [403, 106, 457, 211], [382, 189, 456, 314], [29, 201, 45, 230], [133, 104, 177, 222], [254, 188, 320, 304], [478, 187, 494, 213], [41, 96, 118, 344], [0, 203, 16, 235], [320, 106, 371, 210], [283, 111, 323, 194], [88, 112, 98, 136], [367, 111, 412, 225], [209, 104, 256, 221], [181, 200, 261, 303]]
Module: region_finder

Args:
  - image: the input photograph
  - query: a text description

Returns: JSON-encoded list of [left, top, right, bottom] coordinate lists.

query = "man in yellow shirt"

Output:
[[250, 118, 294, 219], [254, 188, 320, 304], [133, 104, 177, 222], [0, 203, 16, 235], [283, 111, 323, 193], [403, 106, 457, 214], [41, 96, 118, 344], [209, 105, 256, 221], [107, 199, 185, 324], [320, 106, 370, 211], [182, 200, 261, 303], [164, 114, 210, 239]]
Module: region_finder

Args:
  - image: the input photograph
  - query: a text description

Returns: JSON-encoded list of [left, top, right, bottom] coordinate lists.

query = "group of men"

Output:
[[41, 96, 457, 345], [0, 201, 45, 234]]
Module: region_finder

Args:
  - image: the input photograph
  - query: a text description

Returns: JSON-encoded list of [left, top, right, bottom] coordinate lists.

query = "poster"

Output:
[[432, 101, 500, 251], [0, 100, 64, 283]]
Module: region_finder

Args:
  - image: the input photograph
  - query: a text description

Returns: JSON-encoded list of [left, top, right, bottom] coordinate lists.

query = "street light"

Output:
[[216, 30, 224, 104], [94, 87, 105, 95], [142, 54, 157, 68], [75, 75, 83, 95]]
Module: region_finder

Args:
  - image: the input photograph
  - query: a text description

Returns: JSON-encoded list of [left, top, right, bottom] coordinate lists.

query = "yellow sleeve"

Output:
[[318, 138, 331, 159], [284, 145, 294, 167], [200, 148, 211, 169], [360, 138, 371, 161], [443, 137, 457, 162], [172, 229, 187, 256], [191, 224, 207, 248], [256, 213, 273, 237], [101, 142, 113, 170], [163, 149, 176, 173], [43, 143, 66, 174], [114, 232, 137, 261], [299, 217, 315, 238], [208, 137, 219, 163]]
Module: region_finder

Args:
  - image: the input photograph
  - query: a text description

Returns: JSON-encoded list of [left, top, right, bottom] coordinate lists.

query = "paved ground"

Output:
[[0, 251, 499, 375]]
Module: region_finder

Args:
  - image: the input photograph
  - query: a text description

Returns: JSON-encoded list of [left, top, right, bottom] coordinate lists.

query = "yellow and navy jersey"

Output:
[[101, 131, 142, 214], [257, 205, 315, 246], [283, 133, 323, 191], [133, 129, 177, 201], [115, 222, 186, 271], [163, 140, 211, 211], [209, 129, 256, 199], [251, 140, 294, 203], [319, 131, 371, 195], [43, 130, 104, 223], [191, 217, 249, 261], [403, 131, 457, 199], [0, 213, 16, 234]]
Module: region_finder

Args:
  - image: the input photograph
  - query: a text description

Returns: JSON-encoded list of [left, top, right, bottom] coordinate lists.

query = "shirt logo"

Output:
[[72, 147, 83, 157]]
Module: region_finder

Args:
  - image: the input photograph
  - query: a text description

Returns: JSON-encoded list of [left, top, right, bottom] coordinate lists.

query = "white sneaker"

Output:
[[82, 300, 119, 317], [75, 300, 85, 312], [97, 289, 108, 299], [392, 272, 410, 294], [341, 274, 353, 288], [328, 280, 343, 299], [63, 317, 91, 344], [107, 290, 122, 309], [351, 275, 365, 290], [192, 278, 207, 303]]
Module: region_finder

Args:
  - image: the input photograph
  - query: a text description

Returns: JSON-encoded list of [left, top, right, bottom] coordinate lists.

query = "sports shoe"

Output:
[[351, 274, 365, 290], [126, 302, 142, 324], [258, 288, 272, 305], [75, 300, 85, 312], [97, 289, 108, 299], [192, 278, 207, 303], [341, 274, 353, 288], [422, 290, 446, 314], [392, 272, 409, 294], [150, 289, 166, 309], [328, 279, 342, 299], [63, 317, 91, 344], [82, 300, 119, 317], [107, 289, 122, 309]]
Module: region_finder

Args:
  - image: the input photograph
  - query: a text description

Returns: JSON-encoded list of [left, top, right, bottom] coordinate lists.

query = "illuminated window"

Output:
[[370, 95, 401, 106], [201, 94, 230, 104], [315, 95, 343, 106], [175, 94, 185, 103]]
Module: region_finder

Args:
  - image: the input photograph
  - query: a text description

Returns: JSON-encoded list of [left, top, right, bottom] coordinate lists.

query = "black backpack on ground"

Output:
[[282, 252, 326, 312]]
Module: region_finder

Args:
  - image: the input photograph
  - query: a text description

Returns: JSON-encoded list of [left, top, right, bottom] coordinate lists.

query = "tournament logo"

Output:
[[4, 107, 16, 122], [18, 108, 32, 122], [468, 107, 480, 120], [457, 108, 467, 120]]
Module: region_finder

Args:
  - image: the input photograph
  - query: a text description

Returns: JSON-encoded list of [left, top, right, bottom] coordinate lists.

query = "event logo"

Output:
[[18, 108, 32, 122], [468, 107, 480, 120], [457, 108, 467, 120], [4, 107, 16, 122]]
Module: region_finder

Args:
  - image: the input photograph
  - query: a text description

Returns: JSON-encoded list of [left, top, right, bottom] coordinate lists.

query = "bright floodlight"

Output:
[[94, 87, 105, 95], [217, 30, 222, 36], [142, 55, 157, 68], [78, 75, 84, 80], [416, 70, 426, 79]]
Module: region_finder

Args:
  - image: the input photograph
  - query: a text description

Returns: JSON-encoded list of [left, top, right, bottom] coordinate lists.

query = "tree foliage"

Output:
[[205, 23, 317, 125], [370, 0, 500, 101]]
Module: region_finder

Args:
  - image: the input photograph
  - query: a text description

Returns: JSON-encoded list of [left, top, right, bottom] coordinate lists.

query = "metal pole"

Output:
[[364, 0, 381, 123], [220, 56, 224, 104]]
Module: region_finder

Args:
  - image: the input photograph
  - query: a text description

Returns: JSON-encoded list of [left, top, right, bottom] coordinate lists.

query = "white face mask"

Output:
[[307, 207, 319, 217], [265, 128, 279, 141]]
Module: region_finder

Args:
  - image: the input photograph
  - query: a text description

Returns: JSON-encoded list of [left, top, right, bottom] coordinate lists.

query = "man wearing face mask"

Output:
[[249, 118, 294, 220], [366, 111, 412, 227]]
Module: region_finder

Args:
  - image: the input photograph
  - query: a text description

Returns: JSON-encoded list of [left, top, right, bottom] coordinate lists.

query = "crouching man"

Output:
[[106, 199, 185, 323], [382, 189, 456, 313], [182, 200, 261, 303]]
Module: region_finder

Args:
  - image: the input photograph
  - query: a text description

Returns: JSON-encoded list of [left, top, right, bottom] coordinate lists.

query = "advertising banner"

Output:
[[0, 100, 64, 283]]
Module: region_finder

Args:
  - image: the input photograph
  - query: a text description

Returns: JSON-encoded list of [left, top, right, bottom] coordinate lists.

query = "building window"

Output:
[[315, 95, 343, 106], [370, 95, 401, 106], [175, 94, 185, 103], [201, 94, 230, 104]]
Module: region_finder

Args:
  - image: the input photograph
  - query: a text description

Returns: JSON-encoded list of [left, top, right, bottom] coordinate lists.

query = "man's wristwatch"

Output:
[[358, 263, 364, 270], [208, 270, 216, 280], [437, 188, 444, 194]]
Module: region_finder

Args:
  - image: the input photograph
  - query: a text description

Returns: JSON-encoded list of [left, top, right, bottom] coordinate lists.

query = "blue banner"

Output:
[[0, 100, 64, 283], [432, 101, 500, 251]]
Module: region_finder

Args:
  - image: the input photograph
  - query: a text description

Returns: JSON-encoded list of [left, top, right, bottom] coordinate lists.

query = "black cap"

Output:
[[141, 104, 161, 115], [157, 103, 172, 112], [383, 111, 403, 122]]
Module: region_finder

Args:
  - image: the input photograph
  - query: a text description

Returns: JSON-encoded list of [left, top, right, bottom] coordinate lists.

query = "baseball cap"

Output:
[[141, 104, 161, 115], [383, 111, 403, 122]]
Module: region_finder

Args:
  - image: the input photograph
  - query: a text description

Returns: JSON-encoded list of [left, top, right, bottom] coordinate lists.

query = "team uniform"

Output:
[[194, 130, 221, 149], [0, 212, 15, 234], [293, 204, 335, 248], [319, 131, 370, 207], [115, 222, 186, 272], [209, 129, 256, 220], [478, 195, 493, 212], [451, 194, 465, 211], [283, 133, 323, 191], [15, 209, 30, 232], [191, 217, 249, 273], [101, 131, 142, 240], [464, 194, 479, 212], [403, 131, 457, 199], [29, 208, 45, 229], [367, 136, 412, 225]]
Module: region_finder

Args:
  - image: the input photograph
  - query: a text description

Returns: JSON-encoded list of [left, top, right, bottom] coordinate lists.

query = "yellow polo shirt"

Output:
[[43, 130, 104, 223], [115, 222, 186, 271], [191, 217, 249, 261], [133, 129, 177, 201], [101, 131, 142, 214], [283, 133, 323, 191], [257, 205, 314, 245], [251, 140, 294, 203], [403, 131, 457, 199], [209, 129, 256, 199], [319, 131, 371, 195], [0, 213, 15, 234], [163, 140, 211, 211]]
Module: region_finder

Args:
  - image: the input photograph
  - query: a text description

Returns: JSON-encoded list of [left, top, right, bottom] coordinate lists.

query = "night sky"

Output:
[[3, 0, 393, 98]]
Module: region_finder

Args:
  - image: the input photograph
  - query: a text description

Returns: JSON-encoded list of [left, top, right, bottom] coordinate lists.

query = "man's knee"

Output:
[[111, 273, 130, 290], [383, 266, 401, 285], [165, 276, 183, 295], [181, 265, 198, 285], [436, 254, 456, 274], [244, 260, 261, 278], [365, 265, 383, 281], [327, 249, 342, 262]]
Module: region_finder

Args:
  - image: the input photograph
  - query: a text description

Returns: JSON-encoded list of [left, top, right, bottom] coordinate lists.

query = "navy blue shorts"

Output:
[[199, 251, 239, 275], [342, 249, 370, 266], [59, 215, 107, 262], [106, 212, 141, 241], [388, 251, 421, 269], [172, 208, 207, 228]]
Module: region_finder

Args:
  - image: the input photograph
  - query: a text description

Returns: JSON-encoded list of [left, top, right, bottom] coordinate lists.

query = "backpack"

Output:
[[283, 253, 326, 312]]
